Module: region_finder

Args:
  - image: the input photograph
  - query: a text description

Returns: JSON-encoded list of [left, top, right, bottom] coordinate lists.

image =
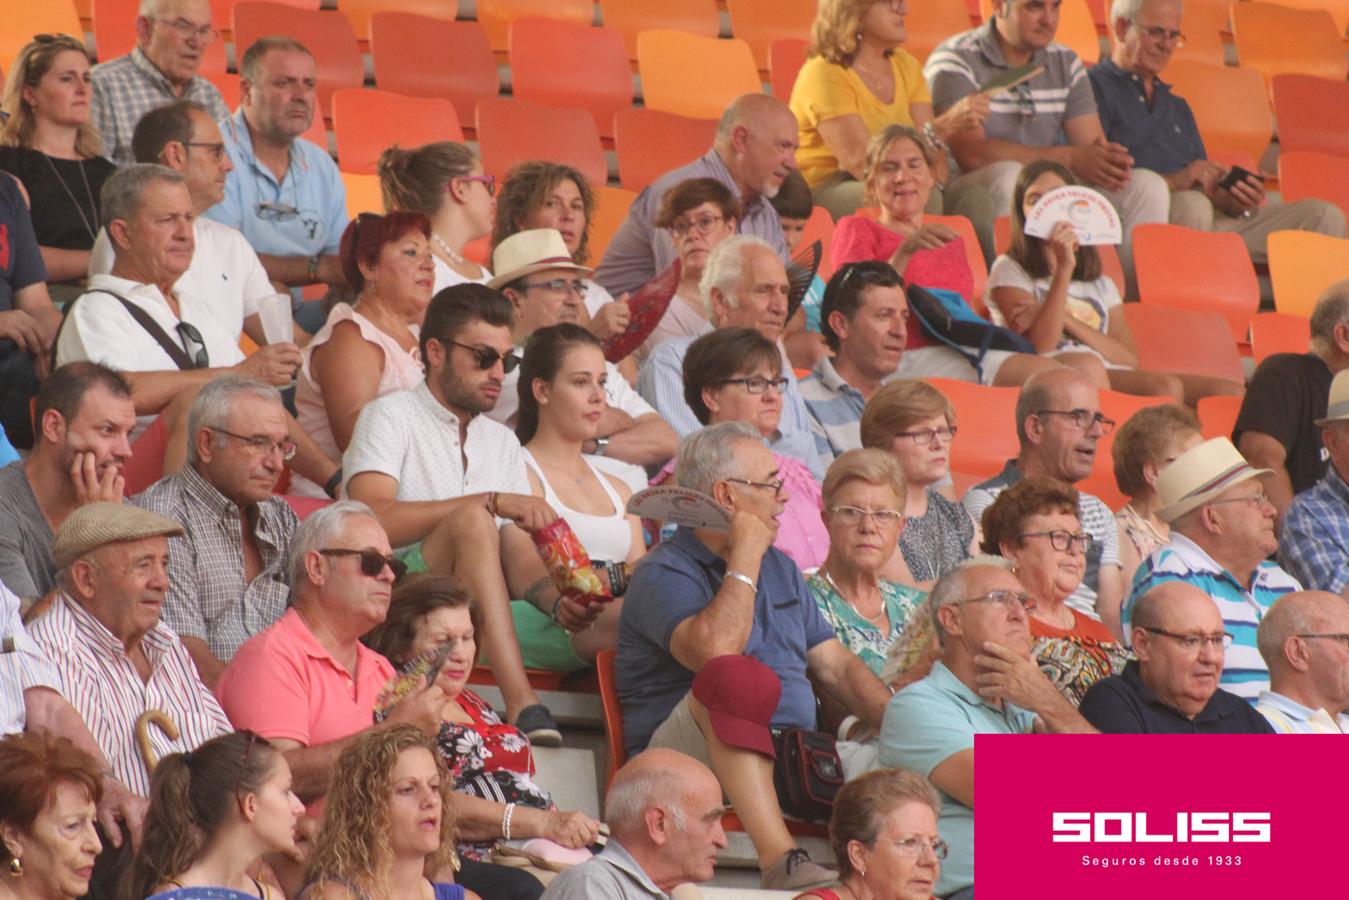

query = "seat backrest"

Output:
[[1231, 2, 1347, 83], [332, 89, 463, 175], [209, 0, 317, 31], [926, 378, 1021, 483], [93, 0, 139, 62], [595, 649, 625, 788], [475, 97, 608, 188], [1196, 394, 1243, 442], [1133, 223, 1258, 343], [1266, 0, 1349, 35], [600, 0, 720, 60], [1267, 231, 1349, 319], [476, 0, 591, 52], [3, 1, 84, 74], [1271, 75, 1349, 160], [799, 205, 835, 279], [1122, 304, 1244, 384], [1085, 390, 1172, 510], [768, 38, 809, 100], [123, 415, 169, 496], [1278, 151, 1349, 220], [340, 171, 383, 219], [637, 30, 763, 121], [1055, 0, 1104, 65], [590, 186, 637, 264], [338, 0, 449, 43], [904, 3, 977, 63], [370, 14, 498, 130], [1166, 0, 1227, 65], [612, 108, 719, 191], [1162, 60, 1272, 167], [724, 0, 816, 70], [1249, 311, 1311, 367], [233, 3, 362, 118], [510, 19, 632, 140], [925, 215, 990, 317]]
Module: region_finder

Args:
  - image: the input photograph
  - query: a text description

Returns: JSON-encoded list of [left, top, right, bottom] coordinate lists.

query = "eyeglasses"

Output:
[[873, 835, 950, 860], [1131, 22, 1187, 47], [151, 18, 221, 44], [893, 425, 957, 447], [1141, 627, 1232, 652], [1019, 529, 1094, 553], [1035, 408, 1116, 434], [960, 590, 1035, 611], [209, 427, 298, 461], [318, 548, 408, 580], [1296, 633, 1349, 649], [726, 476, 786, 496], [257, 200, 301, 221], [175, 321, 209, 369], [669, 213, 725, 238], [719, 375, 789, 395], [1207, 491, 1271, 510], [443, 339, 521, 373], [452, 174, 496, 197], [828, 506, 904, 527], [182, 141, 228, 162], [522, 277, 587, 297]]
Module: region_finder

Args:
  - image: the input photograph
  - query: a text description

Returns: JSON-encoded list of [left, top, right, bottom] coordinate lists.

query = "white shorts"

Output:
[[893, 345, 1015, 386]]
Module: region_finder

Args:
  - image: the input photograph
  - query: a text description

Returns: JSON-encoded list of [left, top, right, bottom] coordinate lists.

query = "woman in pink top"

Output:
[[293, 212, 435, 496], [652, 327, 829, 571]]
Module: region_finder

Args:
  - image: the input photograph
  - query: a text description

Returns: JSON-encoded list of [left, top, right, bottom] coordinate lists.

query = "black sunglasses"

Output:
[[444, 339, 521, 373], [175, 321, 210, 369], [318, 548, 408, 580]]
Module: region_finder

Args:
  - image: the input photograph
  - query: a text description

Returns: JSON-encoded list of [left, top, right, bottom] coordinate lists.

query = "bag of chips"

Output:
[[532, 517, 612, 606]]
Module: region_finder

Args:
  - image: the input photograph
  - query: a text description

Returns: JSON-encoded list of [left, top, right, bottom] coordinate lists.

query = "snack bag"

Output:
[[374, 641, 452, 719], [532, 517, 612, 606]]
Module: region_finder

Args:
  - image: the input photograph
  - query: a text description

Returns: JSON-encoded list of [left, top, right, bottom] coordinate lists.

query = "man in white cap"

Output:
[[1127, 437, 1302, 700], [488, 228, 676, 490], [1255, 591, 1349, 733], [1280, 370, 1349, 595]]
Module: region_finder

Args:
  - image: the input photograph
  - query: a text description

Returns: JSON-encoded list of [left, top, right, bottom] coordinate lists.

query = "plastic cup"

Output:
[[256, 293, 295, 345]]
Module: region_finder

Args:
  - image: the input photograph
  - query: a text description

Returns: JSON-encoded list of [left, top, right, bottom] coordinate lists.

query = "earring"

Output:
[[8, 857, 21, 877], [858, 864, 866, 877]]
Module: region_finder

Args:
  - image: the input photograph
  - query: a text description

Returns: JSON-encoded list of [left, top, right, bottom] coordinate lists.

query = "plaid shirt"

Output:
[[134, 464, 297, 663], [91, 48, 230, 166], [1280, 463, 1349, 594]]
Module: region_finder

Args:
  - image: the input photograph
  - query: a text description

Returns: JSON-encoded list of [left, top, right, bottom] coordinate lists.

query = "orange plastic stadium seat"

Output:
[[800, 205, 836, 279], [93, 0, 139, 62], [1055, 0, 1104, 65], [926, 215, 990, 317], [637, 31, 763, 121], [590, 187, 636, 269], [1231, 2, 1347, 84], [1271, 75, 1349, 160], [370, 15, 499, 133], [476, 0, 591, 53], [337, 0, 449, 44], [1122, 305, 1244, 384], [612, 108, 719, 191], [209, 0, 317, 32], [724, 0, 815, 71], [1162, 60, 1272, 169], [341, 171, 383, 219], [204, 70, 241, 110], [1248, 312, 1310, 367], [3, 2, 84, 73], [927, 379, 1021, 483], [1279, 151, 1349, 220], [769, 38, 809, 100], [1133, 224, 1258, 344], [233, 3, 361, 119], [1267, 0, 1349, 35], [332, 89, 463, 175], [1165, 0, 1228, 66], [476, 98, 608, 189], [510, 19, 632, 140], [1197, 394, 1242, 442], [905, 2, 978, 63], [600, 0, 720, 61], [1267, 231, 1349, 319]]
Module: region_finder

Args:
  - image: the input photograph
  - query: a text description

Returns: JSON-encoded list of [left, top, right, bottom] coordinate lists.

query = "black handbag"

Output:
[[770, 728, 845, 822]]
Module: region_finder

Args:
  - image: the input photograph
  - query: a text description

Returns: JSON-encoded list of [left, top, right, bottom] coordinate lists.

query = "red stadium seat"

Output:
[[1197, 394, 1242, 442], [1271, 75, 1349, 160], [509, 19, 632, 140], [476, 98, 608, 188], [1164, 60, 1273, 171], [613, 108, 718, 191], [209, 0, 316, 32], [905, 2, 978, 63], [332, 89, 463, 175], [1279, 151, 1349, 221], [799, 205, 835, 280], [1133, 224, 1258, 344], [928, 379, 1021, 483], [476, 0, 590, 53], [1083, 391, 1172, 510], [1248, 312, 1310, 367], [370, 15, 498, 135], [1231, 2, 1347, 84], [233, 3, 361, 119], [337, 0, 449, 44]]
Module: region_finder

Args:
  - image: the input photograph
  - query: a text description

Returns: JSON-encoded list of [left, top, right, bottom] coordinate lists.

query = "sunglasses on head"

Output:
[[443, 338, 521, 373], [318, 548, 408, 580]]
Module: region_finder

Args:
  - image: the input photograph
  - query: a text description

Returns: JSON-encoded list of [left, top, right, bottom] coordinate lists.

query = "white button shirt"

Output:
[[1, 582, 61, 736]]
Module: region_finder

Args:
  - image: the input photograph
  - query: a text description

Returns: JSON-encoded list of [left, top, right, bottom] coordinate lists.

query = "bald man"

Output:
[[541, 749, 728, 899], [1081, 582, 1275, 733], [595, 94, 800, 297], [1255, 591, 1349, 733]]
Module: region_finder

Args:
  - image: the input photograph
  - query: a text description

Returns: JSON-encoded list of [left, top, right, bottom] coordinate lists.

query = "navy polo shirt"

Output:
[[1088, 58, 1207, 176], [1079, 660, 1276, 734]]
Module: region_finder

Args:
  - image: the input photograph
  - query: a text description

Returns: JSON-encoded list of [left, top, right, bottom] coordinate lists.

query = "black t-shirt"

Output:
[[1232, 352, 1332, 494], [1080, 661, 1276, 734], [0, 145, 115, 251], [0, 173, 46, 312]]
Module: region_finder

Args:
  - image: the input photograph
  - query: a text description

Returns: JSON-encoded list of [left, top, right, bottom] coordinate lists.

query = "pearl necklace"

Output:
[[430, 231, 465, 265]]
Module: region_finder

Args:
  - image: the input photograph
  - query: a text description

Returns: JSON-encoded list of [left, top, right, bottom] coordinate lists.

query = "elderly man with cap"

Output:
[[881, 558, 1095, 899], [541, 748, 727, 899], [486, 228, 675, 490], [1082, 581, 1275, 733], [1254, 591, 1349, 733], [1280, 370, 1349, 596], [1127, 437, 1302, 700], [618, 422, 891, 891]]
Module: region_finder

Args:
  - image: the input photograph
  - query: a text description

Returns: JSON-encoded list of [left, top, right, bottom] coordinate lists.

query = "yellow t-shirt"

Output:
[[789, 50, 931, 189]]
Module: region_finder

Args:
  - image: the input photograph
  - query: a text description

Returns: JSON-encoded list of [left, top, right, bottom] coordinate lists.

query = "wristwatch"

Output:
[[593, 435, 611, 456], [307, 253, 321, 281]]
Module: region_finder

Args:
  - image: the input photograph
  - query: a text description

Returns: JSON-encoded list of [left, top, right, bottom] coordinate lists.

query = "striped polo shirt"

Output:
[[1126, 533, 1301, 701], [800, 357, 865, 466]]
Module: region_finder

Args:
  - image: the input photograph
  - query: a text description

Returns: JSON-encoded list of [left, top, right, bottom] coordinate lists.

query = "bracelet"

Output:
[[923, 121, 949, 152], [550, 595, 564, 624], [502, 802, 516, 841], [307, 254, 321, 281], [486, 491, 499, 517], [725, 570, 756, 592], [323, 467, 343, 500]]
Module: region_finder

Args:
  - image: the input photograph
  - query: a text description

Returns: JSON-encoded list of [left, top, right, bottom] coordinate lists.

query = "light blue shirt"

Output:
[[1255, 690, 1349, 734], [0, 425, 18, 468], [206, 110, 347, 263], [880, 660, 1037, 898]]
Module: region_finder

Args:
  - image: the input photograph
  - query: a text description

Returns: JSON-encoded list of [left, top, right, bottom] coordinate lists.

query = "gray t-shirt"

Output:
[[0, 462, 54, 601], [540, 840, 670, 900]]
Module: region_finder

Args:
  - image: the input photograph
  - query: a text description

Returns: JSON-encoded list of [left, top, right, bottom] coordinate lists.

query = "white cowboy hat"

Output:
[[487, 228, 592, 290], [1314, 368, 1349, 426]]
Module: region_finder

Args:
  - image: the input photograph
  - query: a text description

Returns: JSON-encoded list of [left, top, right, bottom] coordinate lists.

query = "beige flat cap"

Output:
[[53, 502, 185, 569]]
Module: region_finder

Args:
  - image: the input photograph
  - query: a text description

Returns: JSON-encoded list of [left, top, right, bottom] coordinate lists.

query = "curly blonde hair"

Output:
[[810, 0, 884, 66], [0, 35, 102, 158], [306, 725, 458, 893]]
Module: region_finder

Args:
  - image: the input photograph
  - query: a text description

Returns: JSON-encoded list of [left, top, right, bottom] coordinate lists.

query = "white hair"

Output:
[[674, 422, 763, 497], [605, 767, 689, 837], [698, 234, 775, 321], [1109, 0, 1183, 26], [185, 374, 284, 464], [287, 500, 379, 592]]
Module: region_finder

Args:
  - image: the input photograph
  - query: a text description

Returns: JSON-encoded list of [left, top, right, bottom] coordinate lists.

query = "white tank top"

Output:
[[522, 449, 633, 563]]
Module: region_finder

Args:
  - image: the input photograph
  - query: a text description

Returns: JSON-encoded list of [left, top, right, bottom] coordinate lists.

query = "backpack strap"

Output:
[[54, 288, 203, 371]]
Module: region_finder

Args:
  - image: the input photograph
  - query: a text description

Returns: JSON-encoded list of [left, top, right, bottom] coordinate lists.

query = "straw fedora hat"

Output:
[[1314, 368, 1349, 426], [487, 228, 592, 290], [1155, 437, 1272, 524]]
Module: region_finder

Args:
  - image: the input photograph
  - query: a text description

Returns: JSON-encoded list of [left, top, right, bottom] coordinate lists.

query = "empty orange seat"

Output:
[[341, 171, 383, 219], [233, 3, 362, 119], [332, 89, 463, 175], [209, 0, 317, 32], [510, 19, 632, 140], [1279, 151, 1349, 220], [1248, 311, 1310, 366], [1164, 0, 1228, 66], [1122, 305, 1244, 384], [612, 108, 718, 191], [769, 38, 809, 100], [1134, 224, 1258, 344], [590, 186, 637, 264], [927, 378, 1021, 483], [1271, 75, 1349, 160], [637, 30, 762, 121], [476, 98, 608, 189], [724, 0, 816, 70], [600, 0, 720, 61], [3, 2, 84, 74], [1162, 60, 1272, 169], [905, 2, 978, 63], [1266, 0, 1349, 35], [1267, 231, 1349, 319], [338, 0, 448, 43], [476, 0, 590, 53], [1231, 2, 1347, 84], [1197, 394, 1243, 442], [370, 14, 498, 133]]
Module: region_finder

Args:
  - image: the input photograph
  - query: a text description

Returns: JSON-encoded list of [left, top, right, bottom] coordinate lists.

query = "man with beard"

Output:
[[344, 284, 566, 745], [0, 362, 134, 605]]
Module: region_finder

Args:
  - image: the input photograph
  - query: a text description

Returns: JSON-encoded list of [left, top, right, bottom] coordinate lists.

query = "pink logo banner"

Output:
[[976, 734, 1339, 898]]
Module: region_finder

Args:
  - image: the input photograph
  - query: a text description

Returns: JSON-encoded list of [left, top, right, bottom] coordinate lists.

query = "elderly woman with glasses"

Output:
[[980, 477, 1129, 705], [649, 327, 829, 571]]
